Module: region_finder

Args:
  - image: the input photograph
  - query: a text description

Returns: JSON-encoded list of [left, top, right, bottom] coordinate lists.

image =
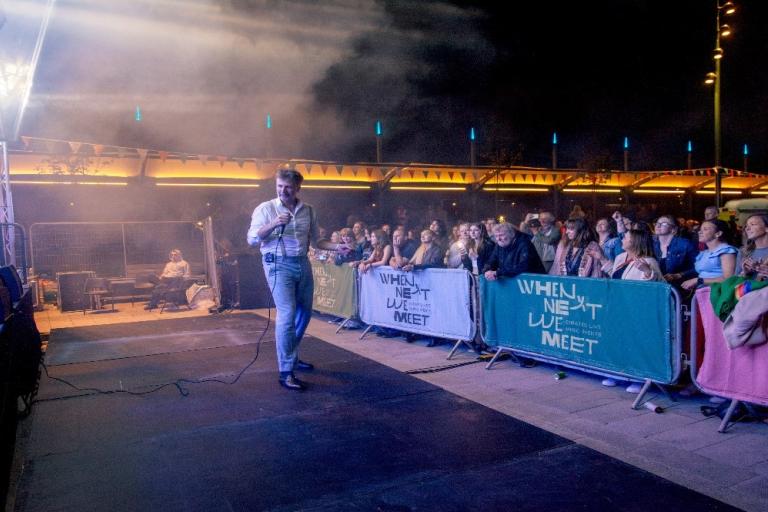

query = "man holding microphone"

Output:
[[247, 167, 350, 391]]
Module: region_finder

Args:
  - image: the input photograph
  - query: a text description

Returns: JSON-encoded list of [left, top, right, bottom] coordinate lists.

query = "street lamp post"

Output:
[[708, 1, 736, 208]]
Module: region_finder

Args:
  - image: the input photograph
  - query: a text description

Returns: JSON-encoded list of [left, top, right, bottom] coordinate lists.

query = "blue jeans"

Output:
[[262, 256, 314, 373]]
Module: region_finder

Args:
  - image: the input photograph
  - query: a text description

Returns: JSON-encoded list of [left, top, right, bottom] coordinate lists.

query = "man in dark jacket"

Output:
[[483, 222, 545, 280]]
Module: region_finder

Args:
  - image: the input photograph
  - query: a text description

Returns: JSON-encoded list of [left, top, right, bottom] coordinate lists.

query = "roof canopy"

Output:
[[8, 136, 768, 196]]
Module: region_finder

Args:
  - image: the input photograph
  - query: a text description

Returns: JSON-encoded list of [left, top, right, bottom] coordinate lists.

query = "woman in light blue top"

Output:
[[681, 219, 737, 290]]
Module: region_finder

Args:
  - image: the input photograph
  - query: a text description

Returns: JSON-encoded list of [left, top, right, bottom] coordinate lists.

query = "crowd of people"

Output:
[[311, 206, 768, 287], [308, 205, 768, 395]]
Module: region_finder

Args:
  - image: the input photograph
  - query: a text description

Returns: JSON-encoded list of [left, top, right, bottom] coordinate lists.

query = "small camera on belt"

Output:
[[264, 253, 275, 263]]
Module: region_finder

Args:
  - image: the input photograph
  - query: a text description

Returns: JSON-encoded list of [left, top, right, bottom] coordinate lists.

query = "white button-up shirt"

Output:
[[247, 197, 319, 257]]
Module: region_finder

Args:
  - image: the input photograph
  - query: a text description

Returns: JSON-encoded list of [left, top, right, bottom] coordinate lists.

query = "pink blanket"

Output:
[[695, 287, 768, 405]]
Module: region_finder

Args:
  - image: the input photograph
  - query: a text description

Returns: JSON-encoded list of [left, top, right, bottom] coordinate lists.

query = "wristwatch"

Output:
[[696, 277, 704, 287]]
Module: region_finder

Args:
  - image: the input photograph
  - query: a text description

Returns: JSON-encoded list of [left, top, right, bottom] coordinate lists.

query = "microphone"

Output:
[[277, 213, 291, 238]]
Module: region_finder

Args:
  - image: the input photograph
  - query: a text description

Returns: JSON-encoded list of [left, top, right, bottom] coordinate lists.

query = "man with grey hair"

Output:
[[483, 222, 545, 280], [248, 167, 351, 391], [533, 211, 560, 272]]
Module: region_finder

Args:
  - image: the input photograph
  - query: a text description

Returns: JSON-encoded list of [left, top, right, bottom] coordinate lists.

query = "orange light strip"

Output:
[[11, 180, 128, 186], [155, 183, 260, 188], [483, 187, 549, 192], [390, 186, 466, 191], [633, 189, 685, 194], [301, 185, 370, 190], [695, 190, 742, 195], [562, 188, 622, 193]]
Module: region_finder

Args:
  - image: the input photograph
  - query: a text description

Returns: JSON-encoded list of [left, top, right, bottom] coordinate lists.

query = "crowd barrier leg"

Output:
[[718, 400, 741, 433], [485, 347, 520, 370], [359, 325, 373, 340], [447, 339, 475, 360], [335, 317, 353, 334], [631, 379, 676, 411]]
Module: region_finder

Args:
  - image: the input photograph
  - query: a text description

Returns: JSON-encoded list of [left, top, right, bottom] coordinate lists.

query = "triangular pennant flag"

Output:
[[158, 151, 168, 163], [69, 141, 82, 153], [180, 154, 188, 164], [422, 170, 429, 179], [136, 149, 148, 160], [408, 170, 415, 178], [396, 168, 402, 178], [337, 165, 344, 176], [352, 167, 359, 177], [234, 158, 245, 168], [20, 136, 30, 148], [521, 174, 528, 181], [367, 167, 374, 178], [198, 154, 209, 165], [707, 168, 712, 176], [305, 164, 313, 175], [729, 169, 735, 177], [217, 155, 227, 167], [532, 174, 537, 183], [448, 172, 455, 181], [460, 172, 466, 181], [253, 159, 261, 170], [93, 144, 105, 156], [318, 164, 327, 174]]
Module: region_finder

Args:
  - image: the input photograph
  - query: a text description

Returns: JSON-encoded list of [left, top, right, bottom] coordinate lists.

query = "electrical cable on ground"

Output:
[[36, 236, 284, 402], [404, 353, 501, 374]]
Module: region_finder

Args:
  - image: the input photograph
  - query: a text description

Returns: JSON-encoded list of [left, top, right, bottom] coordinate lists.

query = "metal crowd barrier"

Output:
[[357, 267, 477, 344], [690, 287, 768, 432], [479, 274, 683, 410], [309, 259, 360, 333]]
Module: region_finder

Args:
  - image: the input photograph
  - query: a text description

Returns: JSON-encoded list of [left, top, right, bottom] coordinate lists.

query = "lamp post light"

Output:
[[552, 132, 558, 169], [469, 127, 476, 167], [375, 120, 382, 163], [687, 140, 693, 170], [706, 0, 736, 208], [265, 113, 273, 158], [623, 136, 629, 171], [743, 143, 748, 173]]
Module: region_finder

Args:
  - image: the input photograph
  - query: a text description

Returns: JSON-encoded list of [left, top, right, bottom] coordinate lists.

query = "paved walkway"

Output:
[[30, 305, 768, 511]]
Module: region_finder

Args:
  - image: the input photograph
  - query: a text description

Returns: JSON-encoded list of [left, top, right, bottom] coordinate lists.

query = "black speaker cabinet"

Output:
[[236, 253, 271, 309], [57, 271, 95, 312]]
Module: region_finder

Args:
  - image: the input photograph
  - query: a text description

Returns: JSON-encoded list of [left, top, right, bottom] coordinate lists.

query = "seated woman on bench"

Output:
[[145, 249, 191, 310]]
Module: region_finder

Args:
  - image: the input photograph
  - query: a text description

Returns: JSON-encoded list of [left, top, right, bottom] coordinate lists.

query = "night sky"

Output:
[[8, 0, 768, 172]]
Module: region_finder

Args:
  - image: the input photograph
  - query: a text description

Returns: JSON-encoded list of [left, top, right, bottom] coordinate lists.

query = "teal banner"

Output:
[[481, 274, 676, 383], [311, 261, 357, 319]]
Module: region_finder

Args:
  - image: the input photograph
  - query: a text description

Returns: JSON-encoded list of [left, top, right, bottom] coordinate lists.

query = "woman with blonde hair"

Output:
[[736, 213, 768, 280], [446, 223, 473, 268]]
